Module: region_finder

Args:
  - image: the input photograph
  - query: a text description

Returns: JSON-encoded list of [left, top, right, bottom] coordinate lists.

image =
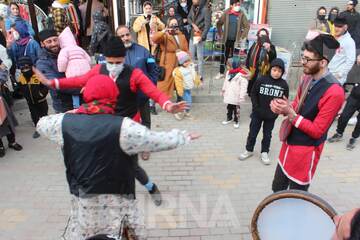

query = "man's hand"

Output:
[[32, 67, 53, 87], [270, 97, 292, 115], [165, 101, 188, 113]]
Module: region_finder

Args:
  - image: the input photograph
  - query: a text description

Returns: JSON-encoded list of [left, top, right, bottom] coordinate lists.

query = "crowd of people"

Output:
[[0, 0, 359, 239]]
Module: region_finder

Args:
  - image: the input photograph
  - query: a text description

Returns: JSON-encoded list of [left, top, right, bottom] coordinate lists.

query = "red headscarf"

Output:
[[76, 75, 119, 115]]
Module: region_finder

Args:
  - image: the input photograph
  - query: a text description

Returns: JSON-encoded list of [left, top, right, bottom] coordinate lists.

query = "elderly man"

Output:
[[270, 33, 345, 192]]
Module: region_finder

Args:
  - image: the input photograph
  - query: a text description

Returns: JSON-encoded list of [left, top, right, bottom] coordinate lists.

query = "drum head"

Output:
[[251, 190, 337, 240]]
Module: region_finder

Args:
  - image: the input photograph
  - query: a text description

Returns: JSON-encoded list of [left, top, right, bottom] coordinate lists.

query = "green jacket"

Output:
[[217, 8, 250, 44]]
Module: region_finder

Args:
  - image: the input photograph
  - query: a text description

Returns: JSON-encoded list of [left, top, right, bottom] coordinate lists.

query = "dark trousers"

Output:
[[0, 130, 15, 147], [245, 113, 275, 153], [139, 100, 151, 129], [220, 40, 235, 74], [336, 95, 360, 139], [134, 155, 149, 186], [272, 164, 310, 192], [226, 104, 240, 122], [28, 100, 48, 126]]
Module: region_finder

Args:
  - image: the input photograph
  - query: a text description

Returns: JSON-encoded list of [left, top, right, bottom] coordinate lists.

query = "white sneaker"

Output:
[[233, 122, 240, 129], [215, 73, 225, 80], [222, 119, 232, 125], [348, 116, 357, 126], [238, 150, 253, 161], [261, 152, 271, 165]]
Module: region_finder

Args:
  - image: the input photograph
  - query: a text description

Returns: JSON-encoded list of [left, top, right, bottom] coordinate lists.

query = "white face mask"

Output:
[[180, 2, 187, 7], [233, 6, 241, 12], [106, 63, 124, 78], [12, 31, 20, 40]]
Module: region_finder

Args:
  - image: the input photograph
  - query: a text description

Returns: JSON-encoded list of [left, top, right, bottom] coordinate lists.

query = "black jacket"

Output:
[[350, 83, 360, 99], [340, 10, 360, 46], [187, 4, 211, 40], [251, 75, 289, 119], [18, 73, 48, 104]]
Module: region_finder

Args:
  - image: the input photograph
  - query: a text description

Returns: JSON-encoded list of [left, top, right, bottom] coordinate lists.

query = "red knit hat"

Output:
[[77, 75, 119, 115]]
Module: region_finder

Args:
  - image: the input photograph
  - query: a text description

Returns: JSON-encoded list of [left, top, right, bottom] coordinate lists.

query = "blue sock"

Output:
[[145, 181, 154, 191]]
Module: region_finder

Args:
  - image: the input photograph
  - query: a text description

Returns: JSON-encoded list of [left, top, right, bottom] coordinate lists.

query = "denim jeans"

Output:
[[189, 39, 204, 78], [183, 89, 192, 112]]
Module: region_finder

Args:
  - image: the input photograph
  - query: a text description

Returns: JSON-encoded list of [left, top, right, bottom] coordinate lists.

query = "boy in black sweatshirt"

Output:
[[239, 58, 289, 165]]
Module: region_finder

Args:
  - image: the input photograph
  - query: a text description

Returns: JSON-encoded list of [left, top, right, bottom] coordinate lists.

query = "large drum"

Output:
[[251, 190, 337, 240]]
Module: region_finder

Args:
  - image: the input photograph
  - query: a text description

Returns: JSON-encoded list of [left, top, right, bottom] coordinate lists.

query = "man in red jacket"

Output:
[[270, 33, 345, 192]]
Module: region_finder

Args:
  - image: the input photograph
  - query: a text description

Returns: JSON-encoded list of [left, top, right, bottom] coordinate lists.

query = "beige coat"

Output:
[[222, 72, 248, 105], [133, 15, 165, 55], [152, 31, 188, 97]]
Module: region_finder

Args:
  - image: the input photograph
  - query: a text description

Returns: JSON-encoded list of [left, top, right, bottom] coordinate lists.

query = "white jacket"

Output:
[[222, 71, 248, 106], [329, 32, 356, 85], [0, 45, 12, 70]]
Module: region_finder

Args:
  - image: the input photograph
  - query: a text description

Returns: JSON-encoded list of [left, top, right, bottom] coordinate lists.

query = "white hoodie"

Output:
[[328, 31, 356, 85]]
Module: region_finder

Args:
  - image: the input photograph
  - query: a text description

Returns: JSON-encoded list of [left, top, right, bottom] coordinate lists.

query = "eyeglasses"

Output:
[[119, 33, 130, 38], [301, 56, 323, 64]]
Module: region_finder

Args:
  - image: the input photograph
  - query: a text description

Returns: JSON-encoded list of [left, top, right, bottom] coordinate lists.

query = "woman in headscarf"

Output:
[[152, 17, 189, 97], [5, 2, 35, 36], [245, 28, 276, 94], [7, 21, 41, 66], [312, 6, 331, 33], [88, 9, 111, 55]]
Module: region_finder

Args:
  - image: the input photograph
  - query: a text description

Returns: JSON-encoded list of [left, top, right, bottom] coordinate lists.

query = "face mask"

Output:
[[106, 63, 124, 78], [180, 2, 187, 7], [317, 15, 326, 21], [22, 69, 33, 79], [329, 13, 337, 22], [233, 6, 241, 12], [13, 31, 20, 41], [259, 35, 268, 44]]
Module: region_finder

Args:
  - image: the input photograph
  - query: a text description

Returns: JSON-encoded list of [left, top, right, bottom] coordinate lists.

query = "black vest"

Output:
[[100, 64, 138, 118], [62, 114, 135, 198], [287, 74, 340, 146]]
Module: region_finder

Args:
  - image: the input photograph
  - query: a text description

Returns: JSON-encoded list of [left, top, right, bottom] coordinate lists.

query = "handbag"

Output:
[[279, 77, 312, 142]]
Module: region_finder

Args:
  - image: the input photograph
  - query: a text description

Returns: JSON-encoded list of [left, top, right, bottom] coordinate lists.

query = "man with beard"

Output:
[[270, 33, 345, 192], [36, 29, 80, 113]]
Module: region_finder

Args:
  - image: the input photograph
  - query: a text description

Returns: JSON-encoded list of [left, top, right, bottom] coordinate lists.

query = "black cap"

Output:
[[348, 0, 358, 6], [270, 58, 285, 74], [334, 16, 347, 26], [303, 34, 340, 62], [38, 29, 58, 42], [103, 36, 126, 57], [17, 56, 33, 68]]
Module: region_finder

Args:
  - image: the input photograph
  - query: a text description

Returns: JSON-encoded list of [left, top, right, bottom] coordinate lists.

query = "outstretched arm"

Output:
[[120, 118, 200, 155], [36, 113, 65, 145]]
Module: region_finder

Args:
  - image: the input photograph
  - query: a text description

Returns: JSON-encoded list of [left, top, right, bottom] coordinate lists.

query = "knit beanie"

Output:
[[176, 51, 190, 65], [38, 29, 58, 42], [270, 58, 285, 75], [17, 56, 33, 68], [103, 36, 126, 57]]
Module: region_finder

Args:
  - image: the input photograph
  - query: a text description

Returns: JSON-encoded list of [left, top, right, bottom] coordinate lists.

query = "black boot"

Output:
[[0, 146, 5, 157], [149, 184, 162, 206]]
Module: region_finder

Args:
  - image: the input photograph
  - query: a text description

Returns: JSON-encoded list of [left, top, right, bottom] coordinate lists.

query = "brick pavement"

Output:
[[0, 101, 359, 240]]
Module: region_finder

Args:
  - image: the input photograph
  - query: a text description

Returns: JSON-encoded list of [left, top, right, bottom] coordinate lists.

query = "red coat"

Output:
[[279, 77, 345, 185]]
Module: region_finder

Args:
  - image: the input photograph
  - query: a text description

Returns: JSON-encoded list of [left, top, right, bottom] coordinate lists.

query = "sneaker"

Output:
[[174, 112, 185, 120], [215, 73, 225, 80], [346, 138, 357, 150], [184, 112, 194, 119], [348, 116, 357, 126], [222, 119, 232, 125], [238, 150, 253, 161], [149, 184, 162, 206], [233, 122, 240, 129], [8, 142, 22, 151], [261, 152, 271, 165], [0, 146, 5, 158], [32, 131, 40, 139], [328, 133, 343, 143]]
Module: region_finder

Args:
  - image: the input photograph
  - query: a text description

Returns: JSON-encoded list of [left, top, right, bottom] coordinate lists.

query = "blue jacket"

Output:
[[36, 48, 79, 113], [124, 43, 159, 106], [5, 17, 35, 36], [9, 39, 41, 66]]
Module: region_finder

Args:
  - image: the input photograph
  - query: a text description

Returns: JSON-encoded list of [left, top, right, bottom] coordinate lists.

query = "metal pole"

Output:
[[27, 0, 39, 36]]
